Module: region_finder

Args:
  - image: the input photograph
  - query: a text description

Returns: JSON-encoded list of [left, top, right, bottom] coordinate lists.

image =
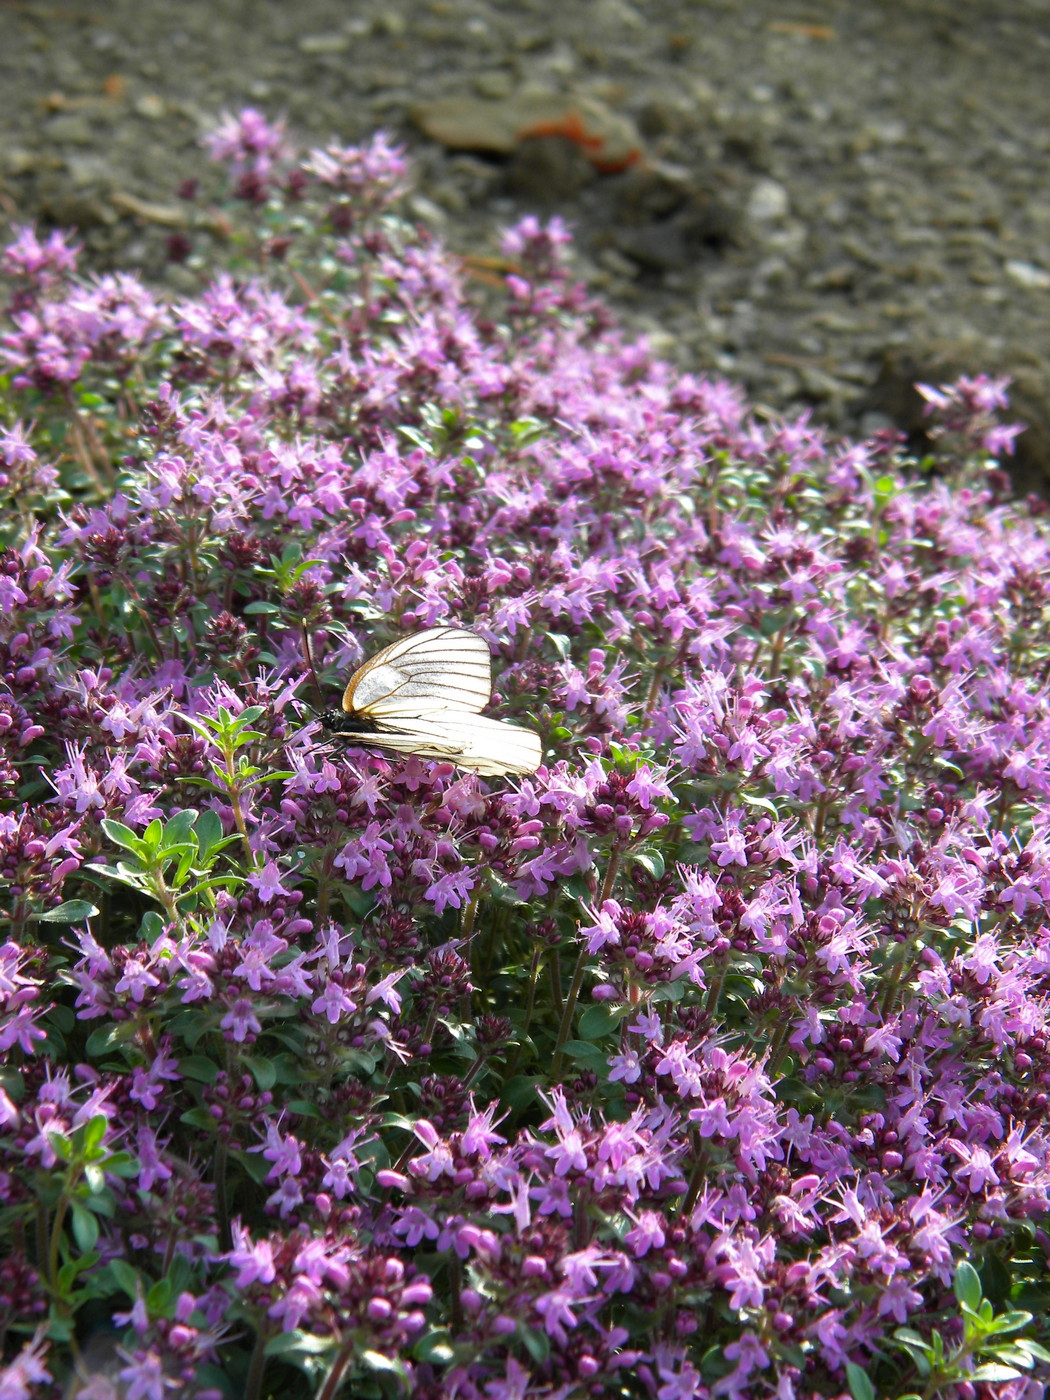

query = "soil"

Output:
[[3, 0, 1050, 488]]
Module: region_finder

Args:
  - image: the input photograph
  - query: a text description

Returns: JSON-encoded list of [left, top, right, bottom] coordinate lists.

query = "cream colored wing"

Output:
[[343, 626, 492, 718], [367, 711, 542, 777]]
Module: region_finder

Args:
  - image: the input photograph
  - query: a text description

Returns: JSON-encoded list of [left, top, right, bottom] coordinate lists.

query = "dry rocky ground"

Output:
[[3, 0, 1050, 486]]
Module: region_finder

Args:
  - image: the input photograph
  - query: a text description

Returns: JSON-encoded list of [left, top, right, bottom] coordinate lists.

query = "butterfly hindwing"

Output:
[[368, 712, 543, 777]]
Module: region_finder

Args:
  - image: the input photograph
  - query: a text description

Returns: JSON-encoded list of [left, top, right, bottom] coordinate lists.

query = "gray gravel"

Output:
[[3, 0, 1050, 485]]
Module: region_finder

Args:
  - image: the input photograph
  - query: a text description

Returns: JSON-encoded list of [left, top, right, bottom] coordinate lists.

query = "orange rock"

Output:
[[411, 93, 643, 173]]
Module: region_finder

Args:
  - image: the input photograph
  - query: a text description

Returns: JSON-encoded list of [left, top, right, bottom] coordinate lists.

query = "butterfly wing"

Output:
[[367, 711, 543, 777], [343, 626, 492, 719]]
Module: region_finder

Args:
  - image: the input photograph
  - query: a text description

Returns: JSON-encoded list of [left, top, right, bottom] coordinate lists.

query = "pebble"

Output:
[[746, 176, 790, 224], [133, 94, 166, 120], [474, 71, 515, 100], [1005, 259, 1050, 291], [298, 33, 352, 55], [43, 114, 97, 145]]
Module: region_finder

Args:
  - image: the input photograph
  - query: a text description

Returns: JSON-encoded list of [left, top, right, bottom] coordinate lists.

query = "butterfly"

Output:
[[320, 626, 543, 777]]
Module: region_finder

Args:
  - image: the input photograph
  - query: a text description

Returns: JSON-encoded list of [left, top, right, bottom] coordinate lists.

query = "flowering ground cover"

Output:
[[1, 110, 1050, 1400]]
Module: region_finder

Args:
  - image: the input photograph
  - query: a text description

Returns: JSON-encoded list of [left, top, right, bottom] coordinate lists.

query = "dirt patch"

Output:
[[3, 0, 1049, 483]]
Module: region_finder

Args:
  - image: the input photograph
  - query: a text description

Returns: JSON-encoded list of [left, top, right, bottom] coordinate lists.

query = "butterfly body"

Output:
[[321, 626, 542, 777], [318, 710, 376, 735]]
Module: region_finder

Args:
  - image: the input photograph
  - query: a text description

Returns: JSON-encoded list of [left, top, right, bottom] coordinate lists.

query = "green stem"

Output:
[[35, 1198, 50, 1288], [551, 847, 622, 1079], [881, 933, 925, 1019], [812, 792, 831, 843], [504, 947, 544, 1083], [214, 1137, 231, 1253], [645, 665, 665, 714], [462, 889, 482, 989], [704, 955, 729, 1018], [243, 1323, 270, 1400], [226, 779, 257, 867], [48, 1191, 71, 1289], [449, 1255, 464, 1335], [765, 1016, 793, 1079], [316, 1338, 356, 1400], [681, 1137, 708, 1218], [766, 626, 789, 682], [548, 948, 563, 1019]]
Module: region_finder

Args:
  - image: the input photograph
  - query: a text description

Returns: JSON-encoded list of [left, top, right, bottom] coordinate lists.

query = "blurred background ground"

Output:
[[3, 0, 1050, 486]]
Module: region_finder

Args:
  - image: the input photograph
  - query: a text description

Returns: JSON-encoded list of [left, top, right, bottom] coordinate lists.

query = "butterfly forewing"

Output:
[[342, 626, 492, 717]]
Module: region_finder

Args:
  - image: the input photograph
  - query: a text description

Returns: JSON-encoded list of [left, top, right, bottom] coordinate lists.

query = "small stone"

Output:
[[298, 32, 351, 55], [1, 147, 36, 175], [133, 94, 166, 120], [598, 247, 640, 278], [45, 192, 116, 227], [474, 71, 514, 100], [407, 194, 446, 227], [809, 311, 866, 332], [65, 153, 115, 187], [593, 0, 644, 27], [1005, 258, 1050, 290], [797, 365, 846, 400], [747, 177, 790, 224], [43, 113, 96, 145], [374, 9, 407, 36]]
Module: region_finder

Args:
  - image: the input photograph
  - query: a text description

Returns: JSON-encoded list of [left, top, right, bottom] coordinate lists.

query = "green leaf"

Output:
[[873, 473, 898, 501], [147, 1277, 173, 1312], [85, 1023, 130, 1056], [108, 1258, 140, 1299], [102, 1152, 139, 1180], [413, 1330, 454, 1365], [983, 1310, 1035, 1336], [509, 416, 547, 446], [561, 1039, 606, 1069], [71, 1203, 100, 1252], [179, 1056, 221, 1084], [139, 910, 166, 942], [180, 1108, 219, 1132], [396, 425, 432, 451], [361, 1349, 409, 1380], [519, 1326, 551, 1365], [82, 1114, 108, 1154], [39, 900, 99, 923], [100, 819, 147, 859], [266, 1330, 334, 1358], [846, 1362, 876, 1400], [194, 809, 227, 858], [164, 809, 200, 844], [500, 1076, 541, 1112], [739, 792, 780, 816], [577, 1003, 624, 1041], [971, 1364, 1024, 1382], [632, 849, 665, 880], [244, 1056, 277, 1091], [954, 1260, 982, 1311]]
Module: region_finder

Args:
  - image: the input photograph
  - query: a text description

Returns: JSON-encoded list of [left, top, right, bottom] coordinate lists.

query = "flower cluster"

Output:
[[0, 108, 1048, 1400]]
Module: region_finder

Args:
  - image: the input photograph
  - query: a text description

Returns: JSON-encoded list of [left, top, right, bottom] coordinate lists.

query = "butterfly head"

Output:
[[319, 709, 375, 734]]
